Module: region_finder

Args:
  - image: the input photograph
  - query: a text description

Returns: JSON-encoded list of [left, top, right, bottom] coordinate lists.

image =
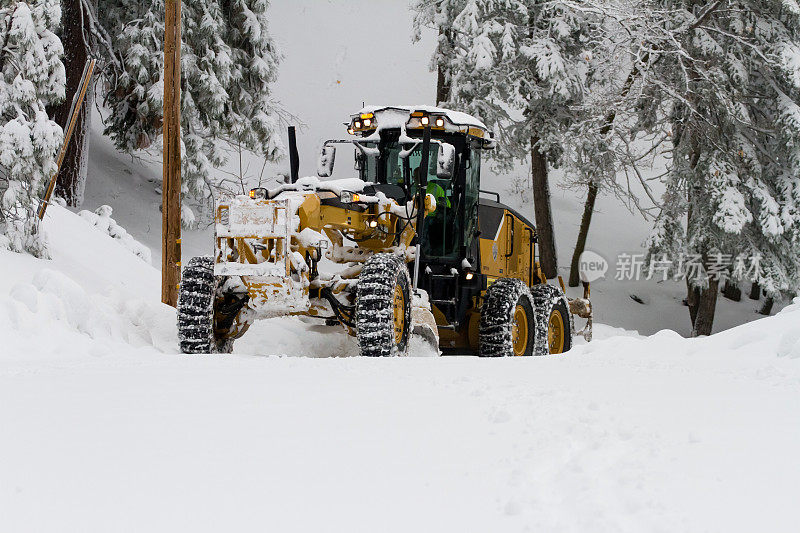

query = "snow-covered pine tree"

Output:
[[643, 0, 800, 335], [100, 0, 283, 220], [413, 0, 600, 278], [0, 0, 65, 257], [412, 0, 467, 104]]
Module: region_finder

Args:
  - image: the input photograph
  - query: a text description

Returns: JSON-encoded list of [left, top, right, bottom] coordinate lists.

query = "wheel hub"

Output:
[[393, 284, 405, 345], [512, 304, 528, 356], [548, 310, 565, 354]]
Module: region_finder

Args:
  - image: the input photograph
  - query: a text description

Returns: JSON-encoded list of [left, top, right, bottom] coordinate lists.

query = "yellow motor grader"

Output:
[[177, 106, 592, 356]]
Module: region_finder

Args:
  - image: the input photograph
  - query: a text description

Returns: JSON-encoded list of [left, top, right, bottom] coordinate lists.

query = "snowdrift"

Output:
[[0, 204, 172, 362], [1, 205, 799, 532]]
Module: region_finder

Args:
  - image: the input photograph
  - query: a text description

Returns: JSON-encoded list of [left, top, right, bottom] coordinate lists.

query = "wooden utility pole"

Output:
[[162, 0, 181, 306], [39, 59, 95, 220]]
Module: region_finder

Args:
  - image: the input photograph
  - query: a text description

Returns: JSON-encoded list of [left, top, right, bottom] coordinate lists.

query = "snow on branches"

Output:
[[100, 0, 284, 214], [643, 0, 800, 297], [0, 1, 65, 257], [414, 0, 596, 165]]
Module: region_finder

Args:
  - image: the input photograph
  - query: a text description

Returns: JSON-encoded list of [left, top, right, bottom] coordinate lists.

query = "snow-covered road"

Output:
[[3, 320, 800, 532], [2, 206, 799, 532]]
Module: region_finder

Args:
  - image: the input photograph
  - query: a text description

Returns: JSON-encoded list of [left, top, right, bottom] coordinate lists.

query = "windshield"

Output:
[[361, 141, 461, 259], [361, 142, 436, 192]]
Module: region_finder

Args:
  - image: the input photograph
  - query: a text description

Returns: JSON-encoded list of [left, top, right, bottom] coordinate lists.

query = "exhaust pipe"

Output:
[[288, 126, 300, 183]]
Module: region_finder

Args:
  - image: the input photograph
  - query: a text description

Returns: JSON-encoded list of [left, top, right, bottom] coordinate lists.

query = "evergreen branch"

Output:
[[0, 7, 17, 75], [688, 0, 726, 31], [80, 0, 122, 72]]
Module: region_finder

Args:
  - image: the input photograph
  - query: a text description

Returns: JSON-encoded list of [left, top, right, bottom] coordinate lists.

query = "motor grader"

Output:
[[177, 105, 592, 357]]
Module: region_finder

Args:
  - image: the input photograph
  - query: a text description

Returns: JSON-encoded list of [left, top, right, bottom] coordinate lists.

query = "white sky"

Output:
[[268, 0, 438, 177]]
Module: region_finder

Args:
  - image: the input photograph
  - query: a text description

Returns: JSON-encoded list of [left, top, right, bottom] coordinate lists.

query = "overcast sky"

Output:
[[268, 0, 438, 177]]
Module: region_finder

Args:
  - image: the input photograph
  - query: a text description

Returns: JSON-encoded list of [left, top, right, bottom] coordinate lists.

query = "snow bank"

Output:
[[78, 204, 152, 263], [0, 204, 171, 360], [2, 268, 175, 360]]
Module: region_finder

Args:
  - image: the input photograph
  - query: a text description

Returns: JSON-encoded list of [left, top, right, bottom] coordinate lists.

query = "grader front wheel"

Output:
[[177, 256, 230, 354], [356, 254, 412, 357], [177, 256, 247, 354]]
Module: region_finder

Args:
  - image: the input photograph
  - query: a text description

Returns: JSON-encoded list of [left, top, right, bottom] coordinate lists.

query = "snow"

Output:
[[357, 104, 489, 129], [78, 205, 152, 263], [267, 176, 369, 197], [2, 204, 800, 532]]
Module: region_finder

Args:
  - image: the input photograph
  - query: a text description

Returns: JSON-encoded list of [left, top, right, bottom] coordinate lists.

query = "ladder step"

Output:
[[431, 299, 456, 305]]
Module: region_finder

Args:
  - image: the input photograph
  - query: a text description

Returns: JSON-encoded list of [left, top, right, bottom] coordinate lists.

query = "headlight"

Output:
[[340, 191, 361, 203], [249, 188, 267, 199], [348, 112, 377, 134]]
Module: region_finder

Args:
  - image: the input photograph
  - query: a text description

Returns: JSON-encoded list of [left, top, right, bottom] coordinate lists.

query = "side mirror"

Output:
[[317, 145, 336, 177], [437, 142, 456, 179]]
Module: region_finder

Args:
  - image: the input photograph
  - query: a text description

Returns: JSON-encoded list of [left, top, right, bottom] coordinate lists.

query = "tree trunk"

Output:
[[721, 279, 741, 301], [686, 279, 700, 326], [48, 0, 93, 207], [435, 29, 451, 105], [530, 136, 557, 279], [749, 281, 761, 300], [692, 277, 719, 336], [568, 182, 598, 287], [436, 63, 450, 106], [758, 297, 774, 316]]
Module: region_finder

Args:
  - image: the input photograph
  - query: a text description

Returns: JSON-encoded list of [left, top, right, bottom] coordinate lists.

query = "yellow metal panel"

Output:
[[298, 194, 321, 230]]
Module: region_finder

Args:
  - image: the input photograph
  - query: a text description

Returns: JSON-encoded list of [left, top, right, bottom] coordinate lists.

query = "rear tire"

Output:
[[177, 256, 236, 354], [479, 278, 535, 357], [530, 284, 572, 355], [356, 254, 412, 357]]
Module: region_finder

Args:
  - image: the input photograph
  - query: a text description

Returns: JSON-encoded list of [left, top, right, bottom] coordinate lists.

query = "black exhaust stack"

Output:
[[288, 126, 299, 183]]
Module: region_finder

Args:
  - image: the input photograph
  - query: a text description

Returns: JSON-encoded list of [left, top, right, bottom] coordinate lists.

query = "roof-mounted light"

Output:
[[347, 112, 377, 135], [406, 110, 451, 132]]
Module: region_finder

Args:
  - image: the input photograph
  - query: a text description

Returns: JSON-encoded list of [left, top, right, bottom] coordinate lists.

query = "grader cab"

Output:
[[177, 105, 592, 357]]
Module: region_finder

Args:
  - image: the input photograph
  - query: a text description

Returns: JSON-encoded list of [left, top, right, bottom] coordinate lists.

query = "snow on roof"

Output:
[[355, 105, 488, 130]]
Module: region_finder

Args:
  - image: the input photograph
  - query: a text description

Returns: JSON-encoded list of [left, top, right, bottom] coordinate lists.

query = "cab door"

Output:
[[503, 212, 535, 283]]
